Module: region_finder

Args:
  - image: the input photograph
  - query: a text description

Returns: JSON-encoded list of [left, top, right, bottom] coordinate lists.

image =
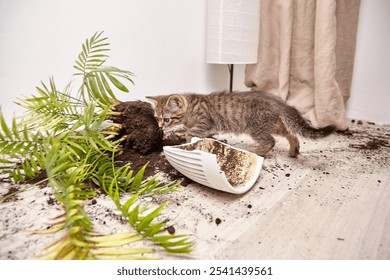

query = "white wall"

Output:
[[0, 0, 248, 123], [1, 0, 389, 124], [347, 0, 390, 124]]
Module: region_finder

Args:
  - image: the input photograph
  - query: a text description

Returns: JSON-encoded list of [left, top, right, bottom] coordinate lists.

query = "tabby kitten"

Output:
[[146, 91, 335, 157]]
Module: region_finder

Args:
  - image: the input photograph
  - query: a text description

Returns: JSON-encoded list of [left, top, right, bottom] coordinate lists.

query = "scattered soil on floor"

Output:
[[349, 138, 390, 150], [337, 123, 390, 151]]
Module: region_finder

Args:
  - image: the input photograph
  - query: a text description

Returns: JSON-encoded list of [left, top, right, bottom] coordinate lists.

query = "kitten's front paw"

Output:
[[288, 147, 300, 158]]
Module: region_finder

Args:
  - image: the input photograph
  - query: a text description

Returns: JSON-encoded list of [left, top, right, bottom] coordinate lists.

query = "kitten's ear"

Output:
[[167, 95, 188, 112], [145, 96, 159, 109]]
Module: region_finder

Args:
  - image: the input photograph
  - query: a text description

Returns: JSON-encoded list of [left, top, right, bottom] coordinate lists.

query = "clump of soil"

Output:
[[166, 225, 176, 235], [110, 101, 163, 155], [178, 139, 260, 188], [109, 101, 185, 182]]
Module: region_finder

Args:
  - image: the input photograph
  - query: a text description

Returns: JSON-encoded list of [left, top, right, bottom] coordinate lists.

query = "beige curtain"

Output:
[[245, 0, 361, 130]]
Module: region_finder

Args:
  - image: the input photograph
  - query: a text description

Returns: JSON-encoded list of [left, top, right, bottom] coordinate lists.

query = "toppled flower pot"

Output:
[[163, 138, 264, 194]]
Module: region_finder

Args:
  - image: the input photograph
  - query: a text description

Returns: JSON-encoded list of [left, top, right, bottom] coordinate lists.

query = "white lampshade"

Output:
[[206, 0, 260, 64]]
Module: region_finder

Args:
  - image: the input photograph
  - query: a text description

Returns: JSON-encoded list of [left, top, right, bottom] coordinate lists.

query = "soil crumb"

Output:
[[166, 225, 176, 235]]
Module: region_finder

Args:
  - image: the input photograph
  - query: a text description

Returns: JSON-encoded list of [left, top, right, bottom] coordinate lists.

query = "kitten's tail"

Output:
[[282, 105, 336, 139]]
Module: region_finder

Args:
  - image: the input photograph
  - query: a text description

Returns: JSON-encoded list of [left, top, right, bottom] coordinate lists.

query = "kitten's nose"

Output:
[[157, 128, 164, 139]]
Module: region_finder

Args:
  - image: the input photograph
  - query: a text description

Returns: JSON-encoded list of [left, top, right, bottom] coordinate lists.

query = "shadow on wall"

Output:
[[205, 64, 229, 92], [205, 64, 249, 93]]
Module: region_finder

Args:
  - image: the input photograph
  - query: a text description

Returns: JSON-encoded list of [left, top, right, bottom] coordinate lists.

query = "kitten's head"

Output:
[[146, 94, 188, 142]]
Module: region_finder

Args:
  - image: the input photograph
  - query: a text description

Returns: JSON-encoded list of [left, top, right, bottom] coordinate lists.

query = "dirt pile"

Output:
[[110, 101, 163, 154], [109, 101, 186, 182]]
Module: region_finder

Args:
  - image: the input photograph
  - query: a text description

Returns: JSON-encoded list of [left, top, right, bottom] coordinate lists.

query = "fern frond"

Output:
[[99, 162, 193, 255], [39, 180, 159, 260], [73, 31, 134, 105], [38, 183, 95, 259], [17, 78, 82, 134], [118, 192, 193, 254], [73, 31, 110, 75], [40, 137, 155, 260], [0, 110, 46, 182]]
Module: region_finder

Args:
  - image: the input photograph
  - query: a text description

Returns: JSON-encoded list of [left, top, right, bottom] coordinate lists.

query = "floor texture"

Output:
[[1, 120, 389, 259]]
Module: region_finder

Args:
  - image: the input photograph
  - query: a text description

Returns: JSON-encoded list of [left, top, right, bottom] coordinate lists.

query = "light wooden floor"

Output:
[[158, 120, 390, 259]]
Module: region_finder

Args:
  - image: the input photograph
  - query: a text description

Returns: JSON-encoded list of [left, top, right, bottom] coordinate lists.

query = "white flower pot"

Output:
[[163, 137, 264, 194]]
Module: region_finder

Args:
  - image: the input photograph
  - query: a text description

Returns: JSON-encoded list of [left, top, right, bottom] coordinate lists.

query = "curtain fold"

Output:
[[245, 0, 361, 130]]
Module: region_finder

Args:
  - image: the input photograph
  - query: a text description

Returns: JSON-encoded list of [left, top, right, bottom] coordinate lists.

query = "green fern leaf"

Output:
[[0, 111, 12, 139], [136, 203, 168, 233], [128, 164, 147, 192], [105, 72, 129, 92]]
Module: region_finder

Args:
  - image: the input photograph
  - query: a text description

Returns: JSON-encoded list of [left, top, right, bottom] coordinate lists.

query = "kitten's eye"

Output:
[[163, 118, 170, 123]]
